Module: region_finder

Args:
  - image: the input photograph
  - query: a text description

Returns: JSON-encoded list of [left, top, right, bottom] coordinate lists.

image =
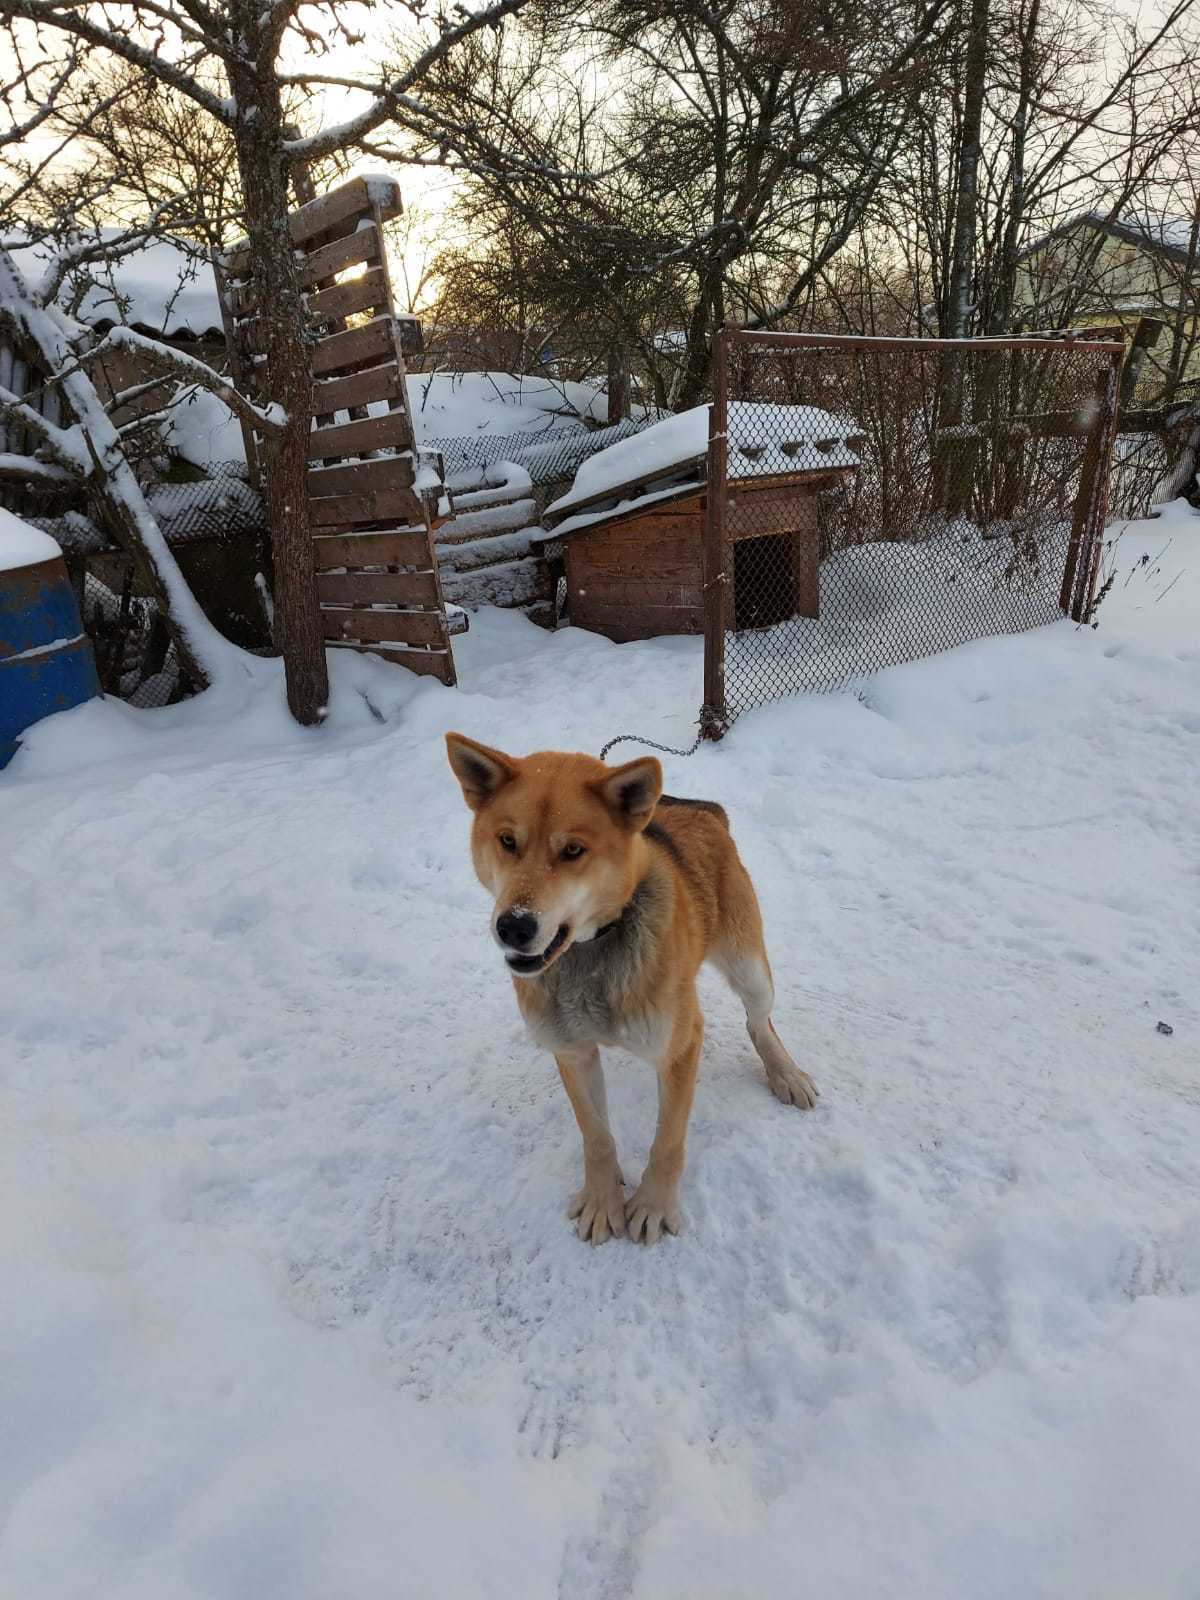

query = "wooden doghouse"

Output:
[[537, 406, 859, 643]]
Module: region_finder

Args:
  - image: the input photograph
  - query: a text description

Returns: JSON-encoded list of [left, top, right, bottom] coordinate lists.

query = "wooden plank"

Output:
[[320, 606, 448, 646], [575, 523, 698, 584], [226, 226, 385, 316], [728, 467, 851, 492], [728, 485, 824, 539], [308, 412, 411, 461], [317, 569, 440, 607], [572, 597, 703, 641], [599, 508, 703, 540], [310, 318, 399, 377], [222, 176, 401, 276], [543, 472, 704, 529], [308, 456, 415, 499], [306, 267, 392, 325], [789, 516, 820, 620], [579, 545, 697, 585], [302, 225, 383, 289], [311, 530, 432, 570], [312, 364, 407, 416], [241, 291, 397, 356], [310, 488, 423, 528], [325, 640, 454, 682], [571, 576, 702, 608]]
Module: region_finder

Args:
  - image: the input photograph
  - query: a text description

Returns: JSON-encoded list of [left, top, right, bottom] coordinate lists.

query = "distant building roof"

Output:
[[1021, 210, 1199, 267]]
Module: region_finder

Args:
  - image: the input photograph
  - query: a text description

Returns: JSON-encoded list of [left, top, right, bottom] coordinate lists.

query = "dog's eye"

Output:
[[498, 832, 518, 853], [561, 842, 586, 860]]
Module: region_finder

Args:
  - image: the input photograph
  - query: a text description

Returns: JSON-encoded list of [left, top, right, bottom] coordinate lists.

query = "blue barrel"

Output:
[[1, 533, 101, 769]]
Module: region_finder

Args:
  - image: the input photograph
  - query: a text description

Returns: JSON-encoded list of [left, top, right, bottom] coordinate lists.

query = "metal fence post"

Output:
[[1061, 352, 1122, 621], [1074, 348, 1124, 622], [701, 328, 729, 738]]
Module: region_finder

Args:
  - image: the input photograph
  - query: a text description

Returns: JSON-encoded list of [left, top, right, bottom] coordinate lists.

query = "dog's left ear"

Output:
[[446, 732, 517, 810], [592, 756, 662, 831]]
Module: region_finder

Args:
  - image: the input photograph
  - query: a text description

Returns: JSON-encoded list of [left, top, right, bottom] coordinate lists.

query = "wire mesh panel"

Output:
[[1108, 430, 1170, 523], [704, 330, 1123, 731]]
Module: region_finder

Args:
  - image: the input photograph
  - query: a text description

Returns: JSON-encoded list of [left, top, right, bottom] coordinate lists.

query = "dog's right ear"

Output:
[[445, 733, 517, 810]]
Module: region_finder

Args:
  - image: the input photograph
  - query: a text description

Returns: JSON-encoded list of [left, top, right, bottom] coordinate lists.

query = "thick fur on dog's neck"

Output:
[[519, 860, 672, 1052]]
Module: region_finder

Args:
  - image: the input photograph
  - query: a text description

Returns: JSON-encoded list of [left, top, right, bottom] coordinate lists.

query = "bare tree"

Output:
[[1, 0, 536, 722], [0, 240, 276, 687], [419, 0, 955, 412]]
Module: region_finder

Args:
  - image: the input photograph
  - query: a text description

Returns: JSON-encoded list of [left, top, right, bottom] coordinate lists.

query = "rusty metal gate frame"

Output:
[[702, 328, 1125, 739]]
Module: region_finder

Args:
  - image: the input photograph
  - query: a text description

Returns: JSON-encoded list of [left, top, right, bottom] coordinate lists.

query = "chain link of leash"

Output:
[[598, 705, 725, 762], [599, 729, 703, 762]]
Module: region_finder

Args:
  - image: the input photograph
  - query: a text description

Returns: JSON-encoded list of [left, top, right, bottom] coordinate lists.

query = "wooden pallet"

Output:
[[218, 176, 457, 685]]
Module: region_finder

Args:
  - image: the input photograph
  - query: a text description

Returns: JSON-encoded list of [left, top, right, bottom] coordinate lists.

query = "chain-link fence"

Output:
[[423, 414, 660, 511], [702, 330, 1123, 731]]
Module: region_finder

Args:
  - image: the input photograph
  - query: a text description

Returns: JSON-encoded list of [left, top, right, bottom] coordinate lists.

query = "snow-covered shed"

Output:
[[6, 228, 224, 342], [537, 403, 860, 641]]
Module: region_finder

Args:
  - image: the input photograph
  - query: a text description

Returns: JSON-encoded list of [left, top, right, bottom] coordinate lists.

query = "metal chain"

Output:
[[599, 704, 726, 762], [599, 729, 704, 762]]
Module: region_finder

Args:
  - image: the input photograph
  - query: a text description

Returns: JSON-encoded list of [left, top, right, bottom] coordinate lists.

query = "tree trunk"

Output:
[[934, 0, 990, 516], [675, 268, 725, 411], [606, 340, 631, 423], [944, 0, 989, 341], [228, 41, 328, 726], [987, 0, 1038, 337]]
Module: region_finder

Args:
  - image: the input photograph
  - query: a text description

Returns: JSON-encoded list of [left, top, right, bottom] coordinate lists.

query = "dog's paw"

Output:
[[768, 1062, 819, 1109], [624, 1182, 682, 1245], [568, 1175, 626, 1245]]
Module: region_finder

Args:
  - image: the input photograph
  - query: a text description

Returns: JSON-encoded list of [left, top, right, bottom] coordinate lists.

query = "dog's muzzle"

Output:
[[504, 922, 569, 976]]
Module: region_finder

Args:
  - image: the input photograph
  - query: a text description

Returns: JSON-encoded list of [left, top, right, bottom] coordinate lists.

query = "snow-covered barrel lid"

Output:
[[0, 505, 62, 572]]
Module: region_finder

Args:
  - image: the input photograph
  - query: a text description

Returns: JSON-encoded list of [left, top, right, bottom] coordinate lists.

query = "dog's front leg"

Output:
[[626, 1006, 703, 1244], [556, 1043, 626, 1245]]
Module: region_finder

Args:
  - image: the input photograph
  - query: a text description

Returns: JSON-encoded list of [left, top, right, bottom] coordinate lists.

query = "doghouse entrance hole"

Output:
[[734, 534, 796, 630]]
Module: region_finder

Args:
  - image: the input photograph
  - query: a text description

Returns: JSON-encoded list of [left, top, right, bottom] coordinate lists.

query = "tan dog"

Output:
[[446, 734, 818, 1244]]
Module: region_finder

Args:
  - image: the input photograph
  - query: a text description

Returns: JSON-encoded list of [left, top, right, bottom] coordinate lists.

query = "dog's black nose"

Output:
[[496, 909, 539, 950]]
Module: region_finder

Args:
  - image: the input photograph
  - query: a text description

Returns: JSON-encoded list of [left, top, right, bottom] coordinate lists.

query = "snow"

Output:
[[724, 522, 1076, 705], [2, 503, 1200, 1597], [0, 249, 245, 688], [6, 228, 223, 338], [361, 173, 403, 210], [544, 401, 860, 525], [161, 385, 249, 468], [4, 632, 84, 662], [1100, 209, 1198, 255], [0, 504, 62, 569], [407, 370, 615, 440], [1026, 209, 1200, 264]]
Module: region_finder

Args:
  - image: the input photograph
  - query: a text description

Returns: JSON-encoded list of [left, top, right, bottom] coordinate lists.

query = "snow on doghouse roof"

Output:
[[539, 402, 859, 538], [6, 229, 223, 340]]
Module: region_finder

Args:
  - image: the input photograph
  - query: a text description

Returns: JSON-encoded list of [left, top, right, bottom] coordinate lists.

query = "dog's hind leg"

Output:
[[712, 865, 818, 1110], [556, 1043, 627, 1245]]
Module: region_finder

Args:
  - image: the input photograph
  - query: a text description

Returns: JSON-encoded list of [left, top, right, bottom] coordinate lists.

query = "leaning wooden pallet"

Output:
[[218, 174, 458, 685]]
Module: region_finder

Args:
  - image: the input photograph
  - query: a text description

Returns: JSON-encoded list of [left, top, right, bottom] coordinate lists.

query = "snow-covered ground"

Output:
[[2, 506, 1199, 1599]]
